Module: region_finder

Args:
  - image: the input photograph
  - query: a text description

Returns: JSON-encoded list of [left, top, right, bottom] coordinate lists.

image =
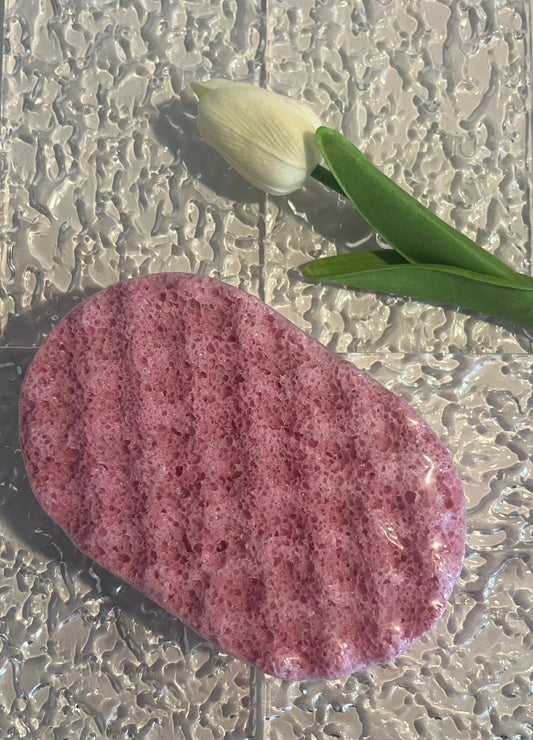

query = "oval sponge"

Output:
[[19, 273, 465, 680]]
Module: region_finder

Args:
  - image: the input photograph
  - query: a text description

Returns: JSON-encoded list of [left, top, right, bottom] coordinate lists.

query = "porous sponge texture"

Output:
[[19, 273, 465, 680]]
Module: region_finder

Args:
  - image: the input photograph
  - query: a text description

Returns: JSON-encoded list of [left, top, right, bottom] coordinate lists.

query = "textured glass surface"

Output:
[[1, 1, 532, 738]]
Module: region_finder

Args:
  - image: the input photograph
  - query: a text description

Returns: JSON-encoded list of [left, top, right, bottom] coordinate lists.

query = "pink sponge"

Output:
[[19, 273, 465, 680]]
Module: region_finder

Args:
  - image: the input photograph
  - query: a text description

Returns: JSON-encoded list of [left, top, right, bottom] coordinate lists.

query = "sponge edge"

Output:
[[19, 272, 465, 681]]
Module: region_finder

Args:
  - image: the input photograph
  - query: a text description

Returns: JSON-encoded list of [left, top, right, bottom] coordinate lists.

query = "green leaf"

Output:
[[315, 127, 532, 288], [302, 250, 533, 329], [304, 249, 409, 273]]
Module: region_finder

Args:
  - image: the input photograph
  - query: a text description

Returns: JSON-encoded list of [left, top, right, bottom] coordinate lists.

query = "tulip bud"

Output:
[[192, 79, 322, 196]]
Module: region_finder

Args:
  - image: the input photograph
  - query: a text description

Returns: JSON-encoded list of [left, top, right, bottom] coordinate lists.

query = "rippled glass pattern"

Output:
[[1, 0, 532, 737]]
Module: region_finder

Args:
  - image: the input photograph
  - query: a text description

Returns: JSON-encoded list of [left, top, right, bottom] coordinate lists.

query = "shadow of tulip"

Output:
[[151, 94, 378, 262], [151, 96, 262, 206], [281, 177, 379, 258]]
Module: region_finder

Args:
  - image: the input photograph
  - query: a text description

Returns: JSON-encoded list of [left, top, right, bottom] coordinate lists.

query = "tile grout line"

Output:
[[252, 1, 268, 737], [526, 0, 533, 280], [521, 0, 533, 357], [0, 0, 9, 298], [256, 0, 268, 307], [0, 0, 5, 128]]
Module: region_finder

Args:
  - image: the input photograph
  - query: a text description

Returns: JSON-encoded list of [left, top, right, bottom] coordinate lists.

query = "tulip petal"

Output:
[[194, 81, 321, 195], [191, 79, 236, 98]]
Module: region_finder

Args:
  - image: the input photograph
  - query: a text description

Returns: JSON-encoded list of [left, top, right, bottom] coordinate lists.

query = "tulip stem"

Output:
[[311, 165, 346, 197]]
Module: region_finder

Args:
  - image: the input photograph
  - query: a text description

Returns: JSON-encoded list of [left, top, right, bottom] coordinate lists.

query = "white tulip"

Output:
[[192, 79, 322, 196]]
